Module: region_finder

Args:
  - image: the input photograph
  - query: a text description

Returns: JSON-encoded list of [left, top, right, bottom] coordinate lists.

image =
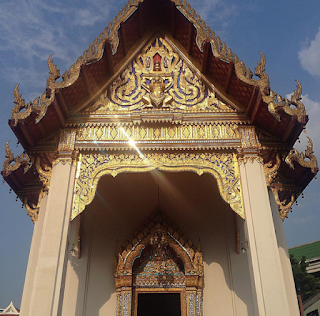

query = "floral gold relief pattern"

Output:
[[85, 38, 235, 113], [72, 152, 244, 220], [77, 123, 238, 143], [237, 125, 263, 164]]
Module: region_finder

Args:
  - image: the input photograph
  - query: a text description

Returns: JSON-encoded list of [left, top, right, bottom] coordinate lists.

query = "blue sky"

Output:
[[0, 0, 320, 309]]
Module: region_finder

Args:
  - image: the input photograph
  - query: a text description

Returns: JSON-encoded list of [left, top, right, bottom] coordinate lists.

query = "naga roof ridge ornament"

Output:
[[2, 141, 33, 177], [11, 66, 55, 127], [285, 137, 318, 174], [10, 0, 307, 126]]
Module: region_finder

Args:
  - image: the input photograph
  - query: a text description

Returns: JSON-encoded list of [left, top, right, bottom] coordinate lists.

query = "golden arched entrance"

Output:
[[115, 211, 203, 316], [72, 152, 245, 221]]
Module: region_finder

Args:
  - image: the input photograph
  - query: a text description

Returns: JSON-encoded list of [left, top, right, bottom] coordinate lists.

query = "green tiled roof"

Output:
[[289, 240, 320, 260]]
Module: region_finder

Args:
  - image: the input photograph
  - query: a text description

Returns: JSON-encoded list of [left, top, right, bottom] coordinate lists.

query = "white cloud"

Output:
[[0, 1, 77, 65], [298, 27, 320, 76], [187, 0, 238, 36], [74, 9, 105, 26]]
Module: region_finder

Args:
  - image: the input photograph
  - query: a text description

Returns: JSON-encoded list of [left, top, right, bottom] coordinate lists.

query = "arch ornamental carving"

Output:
[[115, 211, 203, 316], [71, 152, 245, 220]]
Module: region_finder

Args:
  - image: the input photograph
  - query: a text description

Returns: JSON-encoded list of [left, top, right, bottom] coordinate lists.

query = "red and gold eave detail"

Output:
[[2, 0, 318, 222]]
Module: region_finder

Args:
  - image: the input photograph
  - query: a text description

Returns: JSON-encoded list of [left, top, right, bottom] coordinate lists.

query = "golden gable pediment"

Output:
[[82, 37, 237, 115]]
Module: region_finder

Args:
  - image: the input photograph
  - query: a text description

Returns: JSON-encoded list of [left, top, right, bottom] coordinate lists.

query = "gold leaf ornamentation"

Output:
[[237, 126, 261, 150], [115, 210, 204, 315], [86, 38, 234, 113], [268, 81, 306, 123], [115, 211, 203, 285], [76, 123, 238, 143], [12, 0, 306, 125], [24, 197, 40, 223], [285, 137, 318, 174], [11, 83, 54, 126], [2, 141, 33, 177], [47, 54, 61, 88], [264, 154, 281, 187], [35, 156, 52, 193], [72, 152, 244, 220], [11, 85, 34, 126], [271, 188, 296, 221], [58, 129, 76, 152]]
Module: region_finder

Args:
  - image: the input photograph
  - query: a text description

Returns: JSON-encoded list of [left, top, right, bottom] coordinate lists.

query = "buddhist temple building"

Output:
[[2, 0, 318, 315]]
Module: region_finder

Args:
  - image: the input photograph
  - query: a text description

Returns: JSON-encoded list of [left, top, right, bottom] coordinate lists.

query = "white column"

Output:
[[20, 195, 48, 314], [240, 160, 291, 316], [20, 162, 76, 316], [269, 190, 300, 316]]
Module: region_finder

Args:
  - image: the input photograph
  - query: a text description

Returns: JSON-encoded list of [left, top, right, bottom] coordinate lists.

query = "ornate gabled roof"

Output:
[[2, 0, 318, 222], [9, 0, 307, 148]]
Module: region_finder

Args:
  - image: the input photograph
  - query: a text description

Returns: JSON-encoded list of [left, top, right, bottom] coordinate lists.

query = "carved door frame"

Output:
[[114, 211, 203, 316]]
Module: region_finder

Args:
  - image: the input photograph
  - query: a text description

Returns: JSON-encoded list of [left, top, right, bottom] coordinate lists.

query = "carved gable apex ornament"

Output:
[[83, 38, 236, 114]]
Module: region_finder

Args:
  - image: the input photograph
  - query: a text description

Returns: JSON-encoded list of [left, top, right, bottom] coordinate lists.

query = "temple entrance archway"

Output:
[[75, 171, 244, 316]]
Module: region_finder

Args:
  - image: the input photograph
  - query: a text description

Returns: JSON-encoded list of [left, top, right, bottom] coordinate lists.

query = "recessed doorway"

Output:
[[137, 293, 181, 316]]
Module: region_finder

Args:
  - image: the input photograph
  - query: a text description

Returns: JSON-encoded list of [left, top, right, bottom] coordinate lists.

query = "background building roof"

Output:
[[289, 240, 320, 260]]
